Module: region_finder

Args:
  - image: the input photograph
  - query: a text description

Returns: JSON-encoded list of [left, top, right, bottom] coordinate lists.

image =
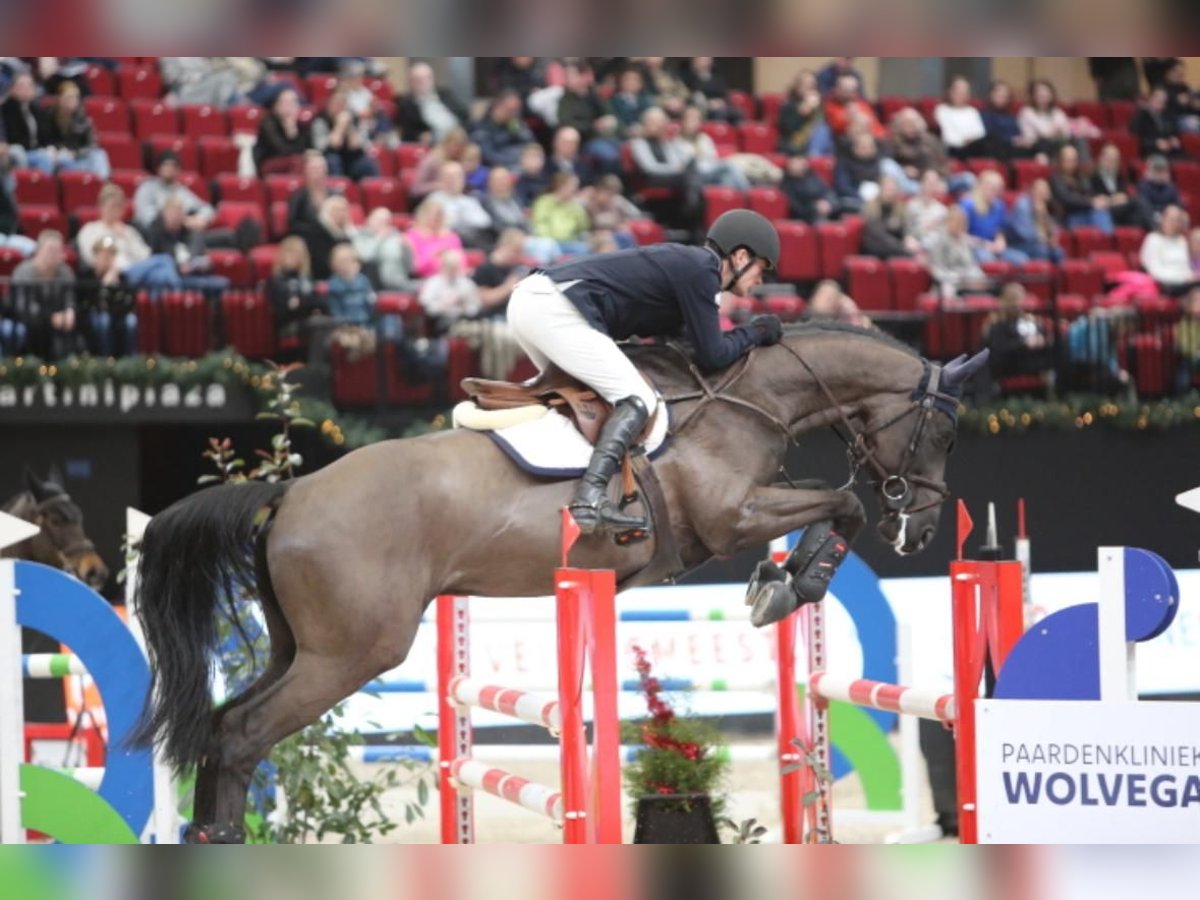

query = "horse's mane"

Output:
[[781, 321, 920, 359]]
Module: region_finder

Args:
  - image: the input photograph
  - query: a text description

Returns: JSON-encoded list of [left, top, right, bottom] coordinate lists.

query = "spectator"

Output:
[[1140, 205, 1200, 298], [557, 63, 622, 176], [513, 143, 550, 207], [960, 170, 1027, 264], [10, 230, 80, 360], [824, 74, 885, 141], [41, 81, 110, 178], [80, 236, 138, 357], [144, 195, 229, 291], [1018, 80, 1076, 160], [1051, 144, 1113, 233], [418, 248, 481, 329], [406, 197, 464, 278], [1137, 154, 1183, 221], [311, 88, 381, 181], [0, 178, 36, 257], [472, 227, 529, 314], [396, 61, 468, 144], [806, 278, 873, 327], [531, 172, 591, 256], [980, 80, 1033, 161], [582, 174, 642, 249], [480, 166, 560, 264], [266, 235, 325, 356], [426, 160, 493, 248], [887, 107, 957, 193], [904, 169, 949, 251], [78, 183, 179, 287], [337, 59, 390, 138], [352, 207, 418, 292], [0, 72, 51, 172], [777, 69, 833, 157], [1066, 306, 1134, 397], [1176, 285, 1200, 391], [1131, 87, 1183, 159], [629, 106, 702, 230], [682, 57, 739, 124], [816, 57, 865, 98], [255, 88, 311, 176], [1091, 142, 1154, 231], [461, 142, 489, 195], [491, 57, 544, 103], [928, 205, 990, 298], [610, 67, 652, 137], [287, 150, 339, 236], [1143, 57, 1178, 91], [782, 154, 840, 224], [471, 90, 536, 168], [642, 57, 690, 118], [862, 176, 919, 259], [1007, 178, 1065, 263], [1088, 57, 1141, 102], [325, 242, 377, 326], [983, 282, 1052, 386], [133, 150, 215, 232], [678, 105, 752, 191], [934, 77, 987, 160], [545, 126, 587, 183], [411, 128, 471, 200], [1163, 60, 1200, 134], [834, 130, 883, 209], [304, 195, 358, 281]]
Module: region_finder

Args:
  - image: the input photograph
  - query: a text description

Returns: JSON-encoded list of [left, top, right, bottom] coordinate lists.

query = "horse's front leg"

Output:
[[717, 485, 866, 628]]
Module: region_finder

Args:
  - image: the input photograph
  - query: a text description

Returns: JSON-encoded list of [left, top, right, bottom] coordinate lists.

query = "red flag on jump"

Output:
[[956, 499, 973, 561], [561, 507, 581, 568]]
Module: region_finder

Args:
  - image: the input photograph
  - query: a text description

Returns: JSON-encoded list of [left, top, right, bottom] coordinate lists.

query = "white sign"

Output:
[[0, 512, 39, 553], [976, 700, 1200, 843]]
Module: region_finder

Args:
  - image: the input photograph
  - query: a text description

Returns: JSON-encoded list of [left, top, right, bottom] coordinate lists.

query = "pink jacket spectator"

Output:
[[405, 226, 465, 279]]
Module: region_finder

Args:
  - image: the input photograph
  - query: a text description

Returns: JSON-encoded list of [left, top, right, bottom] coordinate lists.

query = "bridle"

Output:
[[662, 342, 958, 516], [30, 493, 100, 567]]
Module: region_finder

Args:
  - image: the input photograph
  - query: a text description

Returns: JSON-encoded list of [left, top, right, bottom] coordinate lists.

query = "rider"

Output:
[[506, 209, 784, 535]]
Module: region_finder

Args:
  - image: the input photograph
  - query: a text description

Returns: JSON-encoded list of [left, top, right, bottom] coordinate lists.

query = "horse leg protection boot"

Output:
[[569, 396, 650, 535], [784, 521, 848, 606]]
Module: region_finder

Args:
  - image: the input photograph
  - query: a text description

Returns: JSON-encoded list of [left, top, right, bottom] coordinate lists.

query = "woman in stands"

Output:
[[43, 81, 111, 178], [505, 209, 783, 535]]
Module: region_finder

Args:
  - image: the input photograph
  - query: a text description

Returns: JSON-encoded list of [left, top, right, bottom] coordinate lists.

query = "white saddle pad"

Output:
[[453, 400, 670, 478]]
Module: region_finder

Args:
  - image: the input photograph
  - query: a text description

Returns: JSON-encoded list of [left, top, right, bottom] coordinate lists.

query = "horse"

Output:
[[133, 323, 989, 842], [1, 467, 110, 591]]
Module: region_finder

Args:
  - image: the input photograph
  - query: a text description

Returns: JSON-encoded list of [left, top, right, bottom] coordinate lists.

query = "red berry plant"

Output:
[[621, 644, 730, 814]]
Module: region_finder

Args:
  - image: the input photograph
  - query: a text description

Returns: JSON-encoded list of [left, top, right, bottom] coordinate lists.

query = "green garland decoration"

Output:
[[961, 391, 1200, 435]]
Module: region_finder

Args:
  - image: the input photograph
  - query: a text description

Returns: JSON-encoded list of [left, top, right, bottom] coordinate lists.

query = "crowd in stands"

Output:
[[1, 56, 1199, 403]]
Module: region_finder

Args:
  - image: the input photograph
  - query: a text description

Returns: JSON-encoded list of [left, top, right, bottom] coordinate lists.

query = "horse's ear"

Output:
[[45, 464, 65, 489], [23, 467, 49, 503], [941, 349, 991, 394]]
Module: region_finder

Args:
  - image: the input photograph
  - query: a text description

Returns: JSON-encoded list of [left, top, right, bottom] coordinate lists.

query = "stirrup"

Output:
[[569, 499, 648, 536]]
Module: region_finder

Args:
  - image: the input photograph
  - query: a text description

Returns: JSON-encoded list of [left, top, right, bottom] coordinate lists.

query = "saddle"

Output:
[[461, 367, 613, 445]]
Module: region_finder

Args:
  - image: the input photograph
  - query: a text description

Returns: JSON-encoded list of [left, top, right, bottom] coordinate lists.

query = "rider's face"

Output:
[[729, 253, 767, 296]]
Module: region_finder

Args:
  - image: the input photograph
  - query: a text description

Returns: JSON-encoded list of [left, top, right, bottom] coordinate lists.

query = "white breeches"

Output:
[[506, 273, 659, 412]]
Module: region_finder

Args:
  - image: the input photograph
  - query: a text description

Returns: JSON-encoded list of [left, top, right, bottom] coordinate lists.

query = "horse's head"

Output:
[[20, 468, 110, 590], [858, 351, 989, 556]]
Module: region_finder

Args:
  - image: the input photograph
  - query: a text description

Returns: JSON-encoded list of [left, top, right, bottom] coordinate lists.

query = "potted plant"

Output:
[[623, 645, 730, 843]]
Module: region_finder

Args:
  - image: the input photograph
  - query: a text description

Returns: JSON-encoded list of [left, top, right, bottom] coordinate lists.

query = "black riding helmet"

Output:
[[706, 209, 781, 291]]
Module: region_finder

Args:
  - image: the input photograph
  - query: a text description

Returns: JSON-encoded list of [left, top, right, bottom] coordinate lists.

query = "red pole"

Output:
[[950, 566, 981, 844], [585, 568, 622, 844], [556, 570, 590, 843], [437, 595, 474, 843], [776, 612, 803, 844]]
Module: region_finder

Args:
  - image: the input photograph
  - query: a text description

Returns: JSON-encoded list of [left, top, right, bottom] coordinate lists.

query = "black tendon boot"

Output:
[[746, 521, 849, 628], [569, 396, 650, 535]]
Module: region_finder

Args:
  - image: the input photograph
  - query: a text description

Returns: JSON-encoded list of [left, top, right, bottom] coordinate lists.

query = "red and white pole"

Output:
[[437, 594, 474, 843]]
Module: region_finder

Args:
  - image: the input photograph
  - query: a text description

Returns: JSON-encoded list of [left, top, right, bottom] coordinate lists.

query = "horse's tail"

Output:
[[130, 481, 291, 773]]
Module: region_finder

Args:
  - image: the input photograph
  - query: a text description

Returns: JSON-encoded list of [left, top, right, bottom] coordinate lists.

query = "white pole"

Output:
[[1097, 547, 1136, 702], [0, 560, 26, 844]]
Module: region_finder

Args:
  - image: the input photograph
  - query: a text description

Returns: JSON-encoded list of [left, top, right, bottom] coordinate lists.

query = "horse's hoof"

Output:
[[745, 560, 787, 606], [748, 579, 797, 628], [184, 822, 247, 844]]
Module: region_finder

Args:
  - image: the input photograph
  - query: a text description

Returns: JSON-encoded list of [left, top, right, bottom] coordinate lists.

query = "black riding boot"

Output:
[[569, 396, 650, 535]]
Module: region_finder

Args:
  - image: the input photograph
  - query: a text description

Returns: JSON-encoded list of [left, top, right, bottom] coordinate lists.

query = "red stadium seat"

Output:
[[216, 174, 267, 209], [59, 171, 106, 211], [84, 65, 116, 98], [1070, 100, 1109, 129], [1012, 159, 1052, 190], [747, 186, 788, 221], [808, 156, 835, 186], [966, 158, 1009, 186], [131, 100, 181, 139], [214, 201, 266, 230], [701, 121, 737, 145], [208, 249, 251, 288], [759, 93, 784, 126], [249, 244, 280, 282], [1071, 226, 1112, 258], [1182, 133, 1200, 160], [1107, 101, 1137, 130], [775, 220, 820, 282], [1113, 226, 1146, 256], [146, 134, 200, 172], [18, 206, 67, 239], [1018, 260, 1055, 304], [845, 255, 892, 311], [394, 143, 428, 170], [627, 218, 665, 246], [737, 121, 778, 155], [177, 171, 211, 203], [328, 176, 361, 206], [360, 177, 408, 213], [702, 186, 745, 230], [1059, 259, 1104, 299], [199, 136, 240, 178], [1089, 251, 1127, 278], [266, 174, 304, 204], [269, 201, 290, 240], [980, 260, 1015, 282], [13, 169, 57, 207], [109, 169, 149, 198], [1091, 131, 1138, 163], [228, 105, 265, 135], [887, 258, 931, 311], [0, 247, 25, 277], [727, 90, 757, 122], [1172, 160, 1200, 196], [97, 133, 142, 171], [815, 220, 859, 279], [305, 74, 339, 107], [221, 289, 275, 357], [181, 104, 229, 139], [117, 65, 163, 101], [83, 97, 130, 134]]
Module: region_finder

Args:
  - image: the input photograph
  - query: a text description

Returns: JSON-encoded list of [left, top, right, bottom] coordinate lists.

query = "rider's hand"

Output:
[[749, 314, 784, 346]]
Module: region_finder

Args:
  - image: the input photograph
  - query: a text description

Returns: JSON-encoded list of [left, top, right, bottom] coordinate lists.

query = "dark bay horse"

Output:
[[1, 468, 109, 590], [133, 324, 988, 842]]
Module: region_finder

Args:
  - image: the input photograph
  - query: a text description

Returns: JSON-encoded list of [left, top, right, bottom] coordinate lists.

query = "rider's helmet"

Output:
[[705, 209, 781, 272]]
